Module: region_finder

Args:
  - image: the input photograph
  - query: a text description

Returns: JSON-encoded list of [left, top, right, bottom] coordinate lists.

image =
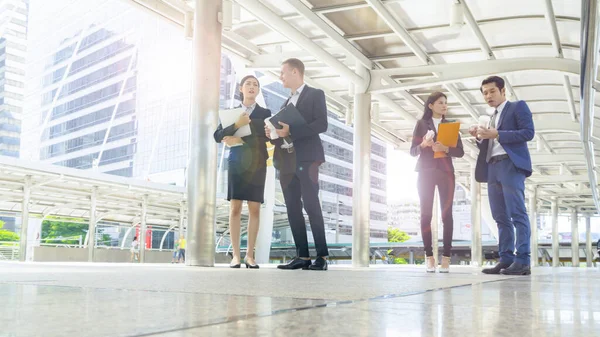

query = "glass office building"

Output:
[[22, 0, 237, 180], [0, 0, 27, 159], [0, 0, 28, 231]]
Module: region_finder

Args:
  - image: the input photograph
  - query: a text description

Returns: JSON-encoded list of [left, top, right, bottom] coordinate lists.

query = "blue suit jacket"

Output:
[[475, 100, 535, 182]]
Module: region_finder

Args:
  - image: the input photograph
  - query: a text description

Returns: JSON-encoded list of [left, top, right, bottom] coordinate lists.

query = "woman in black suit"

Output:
[[410, 92, 464, 273], [214, 75, 270, 269]]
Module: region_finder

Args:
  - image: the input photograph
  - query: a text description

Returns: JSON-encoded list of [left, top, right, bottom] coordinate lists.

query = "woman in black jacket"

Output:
[[410, 92, 464, 273], [214, 75, 270, 269]]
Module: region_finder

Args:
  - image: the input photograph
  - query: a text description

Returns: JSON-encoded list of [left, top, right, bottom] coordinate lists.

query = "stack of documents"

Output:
[[218, 108, 252, 138], [218, 108, 251, 147]]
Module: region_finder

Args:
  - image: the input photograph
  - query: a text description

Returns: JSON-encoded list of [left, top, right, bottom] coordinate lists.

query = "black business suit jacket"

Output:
[[271, 85, 328, 173], [410, 118, 465, 172]]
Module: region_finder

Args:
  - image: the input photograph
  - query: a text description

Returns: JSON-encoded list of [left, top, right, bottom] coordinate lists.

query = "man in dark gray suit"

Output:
[[265, 58, 329, 271]]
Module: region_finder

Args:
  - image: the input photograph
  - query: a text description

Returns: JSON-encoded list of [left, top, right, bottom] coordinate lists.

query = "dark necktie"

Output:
[[281, 95, 295, 153]]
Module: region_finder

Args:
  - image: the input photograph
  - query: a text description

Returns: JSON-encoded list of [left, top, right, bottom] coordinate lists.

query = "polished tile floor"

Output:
[[0, 262, 598, 336]]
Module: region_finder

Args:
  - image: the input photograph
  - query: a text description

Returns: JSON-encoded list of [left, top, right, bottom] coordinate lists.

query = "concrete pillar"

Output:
[[529, 187, 538, 266], [255, 143, 276, 264], [432, 190, 440, 260], [352, 64, 371, 268], [586, 216, 593, 267], [335, 194, 340, 244], [87, 186, 97, 262], [187, 0, 223, 266], [571, 209, 580, 267], [18, 175, 32, 262], [470, 167, 482, 266], [179, 201, 185, 237], [139, 195, 148, 263], [551, 199, 559, 267]]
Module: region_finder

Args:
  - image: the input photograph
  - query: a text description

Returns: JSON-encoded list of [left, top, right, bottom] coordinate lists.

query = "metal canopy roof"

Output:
[[0, 156, 185, 227], [0, 156, 293, 234], [126, 0, 600, 214]]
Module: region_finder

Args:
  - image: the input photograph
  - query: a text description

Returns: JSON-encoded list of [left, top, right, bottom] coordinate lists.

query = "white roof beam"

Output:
[[235, 0, 364, 85], [284, 0, 373, 69], [369, 58, 581, 94], [542, 0, 578, 123]]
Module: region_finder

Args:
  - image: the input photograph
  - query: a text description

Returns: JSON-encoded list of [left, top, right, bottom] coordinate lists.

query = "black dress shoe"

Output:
[[482, 262, 511, 274], [500, 262, 531, 275], [308, 257, 328, 271], [230, 263, 241, 269], [277, 257, 311, 270]]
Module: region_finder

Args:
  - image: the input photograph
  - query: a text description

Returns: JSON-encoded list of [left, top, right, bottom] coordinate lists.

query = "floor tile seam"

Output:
[[0, 281, 345, 303], [129, 276, 520, 336]]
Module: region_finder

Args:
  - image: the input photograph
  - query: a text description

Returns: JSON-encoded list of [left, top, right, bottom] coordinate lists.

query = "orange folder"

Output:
[[434, 122, 461, 158]]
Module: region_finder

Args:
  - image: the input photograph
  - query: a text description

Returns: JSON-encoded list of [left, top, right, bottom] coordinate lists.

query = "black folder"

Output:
[[269, 104, 307, 129]]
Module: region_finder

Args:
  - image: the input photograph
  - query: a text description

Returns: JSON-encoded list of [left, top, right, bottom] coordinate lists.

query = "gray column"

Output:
[[571, 209, 580, 267], [187, 0, 222, 267], [18, 175, 32, 262], [335, 194, 340, 244], [352, 91, 372, 267], [551, 199, 559, 267], [432, 190, 439, 260], [255, 156, 276, 264], [470, 166, 482, 266], [179, 201, 185, 237], [529, 188, 538, 266], [586, 216, 592, 267], [139, 195, 148, 263], [88, 186, 97, 262]]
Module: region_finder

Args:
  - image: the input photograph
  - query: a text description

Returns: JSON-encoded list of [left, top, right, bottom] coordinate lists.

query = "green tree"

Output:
[[387, 226, 410, 264], [0, 220, 19, 242], [388, 227, 411, 243], [41, 217, 88, 244]]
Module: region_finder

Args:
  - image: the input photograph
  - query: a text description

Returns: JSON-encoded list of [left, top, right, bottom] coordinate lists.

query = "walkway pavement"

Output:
[[1, 262, 598, 336]]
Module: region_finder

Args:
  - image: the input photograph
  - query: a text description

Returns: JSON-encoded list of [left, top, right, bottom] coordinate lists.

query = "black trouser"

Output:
[[280, 161, 329, 258], [417, 168, 455, 257]]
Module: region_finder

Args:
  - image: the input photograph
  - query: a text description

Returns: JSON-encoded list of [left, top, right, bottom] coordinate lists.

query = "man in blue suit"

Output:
[[469, 76, 535, 275]]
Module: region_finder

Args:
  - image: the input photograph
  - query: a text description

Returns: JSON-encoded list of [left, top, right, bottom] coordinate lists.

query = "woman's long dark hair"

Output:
[[239, 75, 260, 102], [421, 91, 447, 121]]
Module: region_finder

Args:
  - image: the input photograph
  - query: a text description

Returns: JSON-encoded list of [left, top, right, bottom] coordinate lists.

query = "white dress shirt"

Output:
[[280, 84, 305, 149], [288, 83, 306, 106], [242, 102, 256, 115], [489, 100, 508, 158], [432, 117, 442, 132]]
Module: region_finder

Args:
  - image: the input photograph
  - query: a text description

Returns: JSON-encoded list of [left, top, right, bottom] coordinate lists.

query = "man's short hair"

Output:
[[480, 76, 505, 92], [282, 58, 305, 75]]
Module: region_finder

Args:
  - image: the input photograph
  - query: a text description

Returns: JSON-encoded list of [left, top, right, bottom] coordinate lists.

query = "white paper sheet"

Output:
[[218, 108, 251, 138]]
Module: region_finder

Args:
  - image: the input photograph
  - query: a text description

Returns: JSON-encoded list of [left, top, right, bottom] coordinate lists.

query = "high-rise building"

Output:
[[0, 0, 28, 231], [22, 0, 237, 180], [0, 0, 27, 159], [388, 199, 421, 240]]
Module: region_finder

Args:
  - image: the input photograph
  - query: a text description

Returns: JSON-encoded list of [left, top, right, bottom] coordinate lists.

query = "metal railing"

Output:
[[0, 241, 19, 260]]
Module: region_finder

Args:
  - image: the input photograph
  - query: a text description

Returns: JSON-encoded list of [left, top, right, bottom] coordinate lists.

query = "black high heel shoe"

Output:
[[230, 257, 241, 268], [244, 258, 259, 269]]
